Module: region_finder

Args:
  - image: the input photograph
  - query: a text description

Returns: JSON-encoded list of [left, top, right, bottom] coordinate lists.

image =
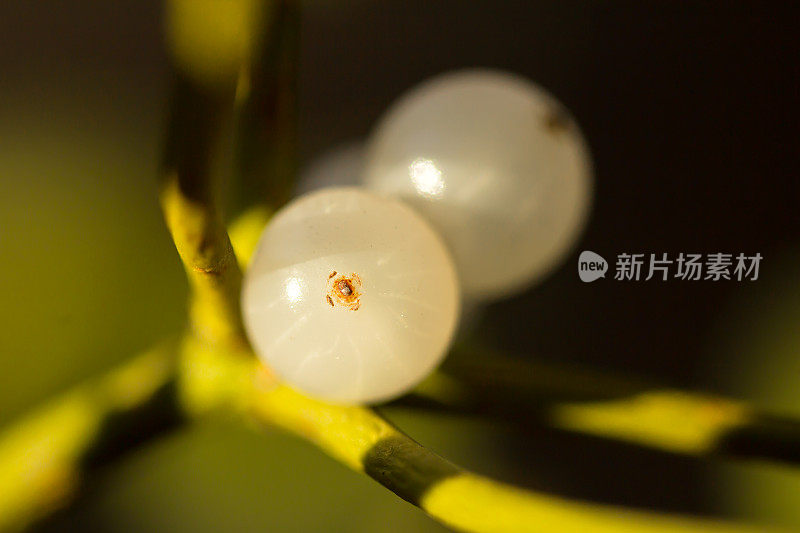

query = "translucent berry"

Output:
[[242, 187, 460, 404], [364, 69, 593, 300]]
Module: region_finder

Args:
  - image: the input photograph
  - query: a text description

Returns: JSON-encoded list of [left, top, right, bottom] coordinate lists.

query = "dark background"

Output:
[[2, 1, 799, 531]]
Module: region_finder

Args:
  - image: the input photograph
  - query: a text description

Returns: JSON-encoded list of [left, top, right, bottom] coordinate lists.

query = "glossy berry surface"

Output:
[[242, 187, 460, 404], [364, 69, 593, 300]]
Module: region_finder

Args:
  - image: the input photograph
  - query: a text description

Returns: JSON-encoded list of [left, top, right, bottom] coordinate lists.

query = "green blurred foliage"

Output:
[[0, 79, 186, 426]]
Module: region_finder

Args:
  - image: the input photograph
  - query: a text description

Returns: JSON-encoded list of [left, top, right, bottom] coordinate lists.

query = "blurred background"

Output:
[[1, 0, 799, 531]]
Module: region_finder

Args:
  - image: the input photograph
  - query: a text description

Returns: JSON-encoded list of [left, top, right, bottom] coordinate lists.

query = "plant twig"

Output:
[[160, 72, 248, 350], [175, 337, 778, 533], [1, 334, 781, 533], [233, 0, 301, 213], [0, 344, 182, 532], [394, 346, 800, 467]]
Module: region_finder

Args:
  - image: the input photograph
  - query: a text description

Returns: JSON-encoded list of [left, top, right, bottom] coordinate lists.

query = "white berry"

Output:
[[241, 187, 460, 404], [363, 69, 593, 300]]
